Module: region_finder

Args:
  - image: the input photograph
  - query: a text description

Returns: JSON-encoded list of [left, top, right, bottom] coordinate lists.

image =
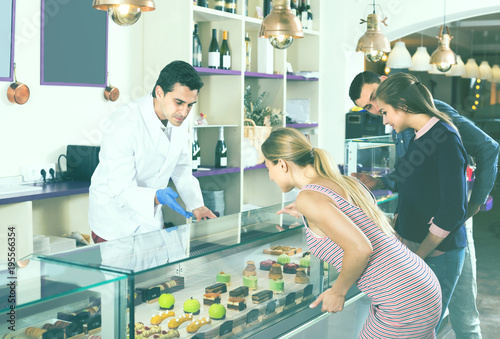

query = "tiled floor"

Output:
[[438, 187, 500, 339]]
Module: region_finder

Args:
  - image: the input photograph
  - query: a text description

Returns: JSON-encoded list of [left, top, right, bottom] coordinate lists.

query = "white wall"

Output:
[[319, 0, 500, 163], [0, 1, 145, 178]]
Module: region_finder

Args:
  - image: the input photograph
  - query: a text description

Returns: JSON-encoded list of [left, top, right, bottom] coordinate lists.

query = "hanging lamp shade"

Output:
[[479, 61, 493, 81], [464, 58, 480, 78], [259, 0, 303, 50], [491, 64, 500, 83], [93, 0, 155, 26], [446, 55, 466, 77], [430, 25, 457, 72], [409, 46, 432, 71], [356, 13, 391, 63], [386, 41, 412, 68]]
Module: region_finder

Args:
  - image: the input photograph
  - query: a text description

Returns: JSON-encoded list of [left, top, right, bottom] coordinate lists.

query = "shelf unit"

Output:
[[143, 0, 321, 224]]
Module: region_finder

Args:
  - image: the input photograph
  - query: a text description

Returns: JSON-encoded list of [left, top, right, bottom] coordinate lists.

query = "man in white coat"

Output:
[[89, 60, 216, 242]]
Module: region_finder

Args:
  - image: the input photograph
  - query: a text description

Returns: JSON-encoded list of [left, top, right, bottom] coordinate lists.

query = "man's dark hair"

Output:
[[152, 60, 204, 97], [348, 71, 382, 104]]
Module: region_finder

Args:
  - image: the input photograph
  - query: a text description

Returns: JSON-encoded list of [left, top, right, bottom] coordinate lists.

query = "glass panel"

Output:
[[0, 257, 126, 337], [0, 0, 14, 81]]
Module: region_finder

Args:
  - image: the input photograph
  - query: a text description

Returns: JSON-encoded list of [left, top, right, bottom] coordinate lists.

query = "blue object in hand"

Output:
[[156, 187, 193, 218]]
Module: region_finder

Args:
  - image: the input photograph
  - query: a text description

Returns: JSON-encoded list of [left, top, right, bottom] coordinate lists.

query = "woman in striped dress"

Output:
[[261, 128, 441, 339]]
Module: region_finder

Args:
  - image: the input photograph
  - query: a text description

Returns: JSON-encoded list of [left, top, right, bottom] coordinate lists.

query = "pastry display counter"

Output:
[[37, 203, 338, 338], [0, 256, 127, 338]]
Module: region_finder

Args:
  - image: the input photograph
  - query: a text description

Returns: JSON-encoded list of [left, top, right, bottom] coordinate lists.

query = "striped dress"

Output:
[[302, 184, 442, 339]]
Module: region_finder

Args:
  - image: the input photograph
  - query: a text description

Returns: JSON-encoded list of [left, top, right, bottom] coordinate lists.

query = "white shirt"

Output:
[[89, 95, 203, 240]]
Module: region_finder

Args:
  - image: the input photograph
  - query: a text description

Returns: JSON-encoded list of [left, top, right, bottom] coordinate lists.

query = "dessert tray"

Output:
[[263, 245, 302, 256]]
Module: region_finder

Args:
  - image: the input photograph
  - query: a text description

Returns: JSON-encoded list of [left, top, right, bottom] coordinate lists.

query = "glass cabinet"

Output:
[[345, 135, 398, 215], [39, 203, 333, 338], [0, 256, 127, 338]]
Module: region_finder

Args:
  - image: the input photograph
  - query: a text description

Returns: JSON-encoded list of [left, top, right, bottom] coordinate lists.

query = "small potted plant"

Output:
[[243, 85, 283, 164]]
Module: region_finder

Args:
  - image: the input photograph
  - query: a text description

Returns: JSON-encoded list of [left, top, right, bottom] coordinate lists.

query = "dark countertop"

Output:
[[0, 181, 90, 205]]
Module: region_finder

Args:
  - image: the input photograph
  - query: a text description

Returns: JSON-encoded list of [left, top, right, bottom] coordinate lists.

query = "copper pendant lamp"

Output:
[[93, 0, 155, 26], [259, 0, 304, 50]]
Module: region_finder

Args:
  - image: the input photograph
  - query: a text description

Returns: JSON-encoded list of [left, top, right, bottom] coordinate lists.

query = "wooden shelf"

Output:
[[192, 167, 241, 177], [286, 123, 319, 128], [244, 163, 266, 171], [244, 71, 283, 79], [194, 67, 241, 76]]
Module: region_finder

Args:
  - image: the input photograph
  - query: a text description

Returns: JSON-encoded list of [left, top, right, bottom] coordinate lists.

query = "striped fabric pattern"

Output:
[[302, 184, 441, 339]]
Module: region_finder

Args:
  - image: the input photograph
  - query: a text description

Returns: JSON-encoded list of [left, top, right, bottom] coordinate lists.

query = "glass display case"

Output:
[[0, 256, 127, 338], [39, 203, 335, 338], [345, 135, 398, 214]]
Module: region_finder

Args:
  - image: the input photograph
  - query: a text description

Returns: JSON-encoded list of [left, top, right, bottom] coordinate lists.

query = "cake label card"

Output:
[[246, 309, 259, 324], [219, 320, 233, 336], [43, 328, 64, 339]]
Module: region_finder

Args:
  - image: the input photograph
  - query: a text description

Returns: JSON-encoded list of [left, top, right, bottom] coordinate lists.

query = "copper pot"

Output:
[[104, 85, 119, 102], [7, 82, 30, 105], [7, 64, 30, 105]]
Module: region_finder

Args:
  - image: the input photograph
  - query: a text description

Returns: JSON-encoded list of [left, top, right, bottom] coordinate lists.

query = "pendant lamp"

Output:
[[386, 41, 412, 69], [429, 0, 457, 72], [259, 0, 304, 50], [492, 64, 500, 83], [430, 25, 457, 72], [478, 31, 493, 81], [410, 34, 432, 71], [93, 0, 155, 26], [356, 1, 391, 63], [464, 58, 480, 78], [446, 55, 466, 77], [479, 61, 493, 81]]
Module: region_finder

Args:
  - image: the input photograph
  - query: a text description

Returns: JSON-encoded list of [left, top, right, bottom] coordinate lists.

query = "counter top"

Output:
[[0, 180, 90, 205]]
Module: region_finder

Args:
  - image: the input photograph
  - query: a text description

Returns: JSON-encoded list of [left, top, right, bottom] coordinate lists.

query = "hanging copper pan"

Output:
[[7, 64, 30, 105], [104, 73, 119, 102]]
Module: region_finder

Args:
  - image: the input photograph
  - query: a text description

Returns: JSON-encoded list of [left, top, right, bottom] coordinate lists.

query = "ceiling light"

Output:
[[259, 0, 303, 50], [464, 58, 480, 78], [479, 61, 493, 81], [446, 55, 466, 77], [492, 64, 500, 83], [93, 0, 155, 26], [386, 41, 412, 69], [430, 25, 457, 72], [410, 33, 432, 72], [356, 1, 390, 63]]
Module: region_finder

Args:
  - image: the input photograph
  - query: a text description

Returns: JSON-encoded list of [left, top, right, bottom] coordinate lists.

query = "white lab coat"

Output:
[[89, 95, 203, 240]]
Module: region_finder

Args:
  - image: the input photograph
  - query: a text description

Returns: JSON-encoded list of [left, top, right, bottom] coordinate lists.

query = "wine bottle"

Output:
[[307, 9, 313, 30], [192, 24, 202, 67], [215, 127, 227, 168], [197, 0, 208, 7], [300, 0, 308, 29], [192, 128, 200, 171], [220, 31, 231, 70], [263, 0, 271, 17], [208, 29, 220, 69], [245, 32, 252, 72], [214, 0, 225, 11], [225, 0, 236, 14], [290, 0, 297, 16]]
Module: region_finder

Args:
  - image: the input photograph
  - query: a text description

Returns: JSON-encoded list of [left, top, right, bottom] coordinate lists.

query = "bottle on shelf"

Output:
[[306, 0, 312, 29], [290, 0, 297, 16], [245, 32, 252, 72], [192, 128, 200, 171], [197, 0, 208, 7], [263, 0, 272, 17], [192, 24, 202, 67], [214, 0, 225, 11], [225, 0, 236, 14], [215, 127, 227, 168], [220, 31, 231, 70], [300, 0, 308, 29], [208, 29, 220, 69]]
